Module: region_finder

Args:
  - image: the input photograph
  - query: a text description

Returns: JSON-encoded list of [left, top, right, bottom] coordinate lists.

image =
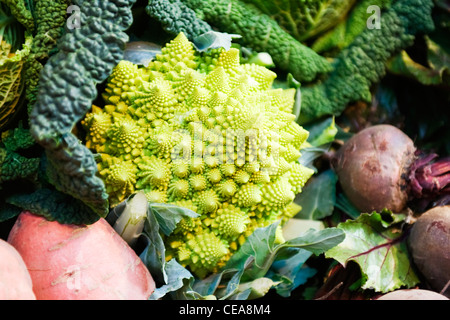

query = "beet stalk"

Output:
[[408, 153, 450, 210]]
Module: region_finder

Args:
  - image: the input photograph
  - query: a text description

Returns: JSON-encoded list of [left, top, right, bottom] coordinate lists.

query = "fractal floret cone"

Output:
[[82, 32, 314, 277]]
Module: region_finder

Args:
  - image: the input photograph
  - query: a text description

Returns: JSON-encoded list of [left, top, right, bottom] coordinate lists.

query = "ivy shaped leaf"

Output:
[[325, 210, 420, 293]]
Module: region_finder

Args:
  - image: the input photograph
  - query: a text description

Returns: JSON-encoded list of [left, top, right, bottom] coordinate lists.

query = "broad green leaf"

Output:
[[138, 201, 199, 298], [217, 267, 246, 300], [325, 210, 420, 293], [150, 202, 199, 236], [192, 267, 240, 298], [295, 169, 338, 220], [191, 258, 254, 300], [425, 36, 450, 85], [226, 221, 345, 281], [149, 259, 194, 300], [267, 248, 316, 297], [307, 117, 338, 147], [140, 206, 167, 285], [285, 227, 345, 255], [140, 201, 198, 285], [225, 222, 279, 277]]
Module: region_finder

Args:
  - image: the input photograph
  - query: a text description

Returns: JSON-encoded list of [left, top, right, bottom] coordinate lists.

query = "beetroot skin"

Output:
[[332, 124, 416, 213], [332, 124, 450, 213], [408, 205, 450, 297]]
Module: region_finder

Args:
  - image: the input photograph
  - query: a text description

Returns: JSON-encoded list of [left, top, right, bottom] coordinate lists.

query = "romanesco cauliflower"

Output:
[[82, 33, 314, 277]]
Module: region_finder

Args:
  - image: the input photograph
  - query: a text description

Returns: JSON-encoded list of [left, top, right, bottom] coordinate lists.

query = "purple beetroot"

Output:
[[332, 124, 450, 213], [408, 205, 450, 297]]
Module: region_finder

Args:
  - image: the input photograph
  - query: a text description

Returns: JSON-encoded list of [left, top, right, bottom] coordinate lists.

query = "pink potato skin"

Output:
[[7, 211, 155, 300], [0, 239, 36, 300]]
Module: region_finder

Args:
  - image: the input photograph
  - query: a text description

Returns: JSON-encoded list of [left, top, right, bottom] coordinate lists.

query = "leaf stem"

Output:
[[345, 229, 409, 264], [113, 191, 148, 247]]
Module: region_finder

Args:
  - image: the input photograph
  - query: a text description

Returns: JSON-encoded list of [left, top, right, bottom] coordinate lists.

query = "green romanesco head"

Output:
[[82, 32, 314, 278]]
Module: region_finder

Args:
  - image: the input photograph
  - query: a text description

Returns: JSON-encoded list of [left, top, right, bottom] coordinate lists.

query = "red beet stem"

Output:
[[408, 151, 450, 207], [429, 157, 450, 176], [416, 166, 450, 192]]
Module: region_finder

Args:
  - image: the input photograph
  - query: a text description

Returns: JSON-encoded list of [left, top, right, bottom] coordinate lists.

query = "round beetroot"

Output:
[[408, 205, 450, 296], [376, 289, 448, 300], [7, 211, 155, 300], [332, 124, 450, 213], [332, 124, 416, 213]]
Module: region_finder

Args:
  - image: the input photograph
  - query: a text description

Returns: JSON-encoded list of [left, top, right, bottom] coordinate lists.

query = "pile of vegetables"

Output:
[[0, 0, 449, 301]]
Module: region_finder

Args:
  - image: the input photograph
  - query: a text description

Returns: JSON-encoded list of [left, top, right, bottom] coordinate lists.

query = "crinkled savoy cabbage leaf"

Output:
[[239, 0, 357, 41], [0, 36, 31, 130]]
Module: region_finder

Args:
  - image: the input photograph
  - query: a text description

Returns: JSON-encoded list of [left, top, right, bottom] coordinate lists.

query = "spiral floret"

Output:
[[83, 33, 313, 277]]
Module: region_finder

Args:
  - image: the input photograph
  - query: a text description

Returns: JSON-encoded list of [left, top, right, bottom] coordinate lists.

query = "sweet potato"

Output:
[[7, 211, 155, 300], [0, 239, 36, 300]]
